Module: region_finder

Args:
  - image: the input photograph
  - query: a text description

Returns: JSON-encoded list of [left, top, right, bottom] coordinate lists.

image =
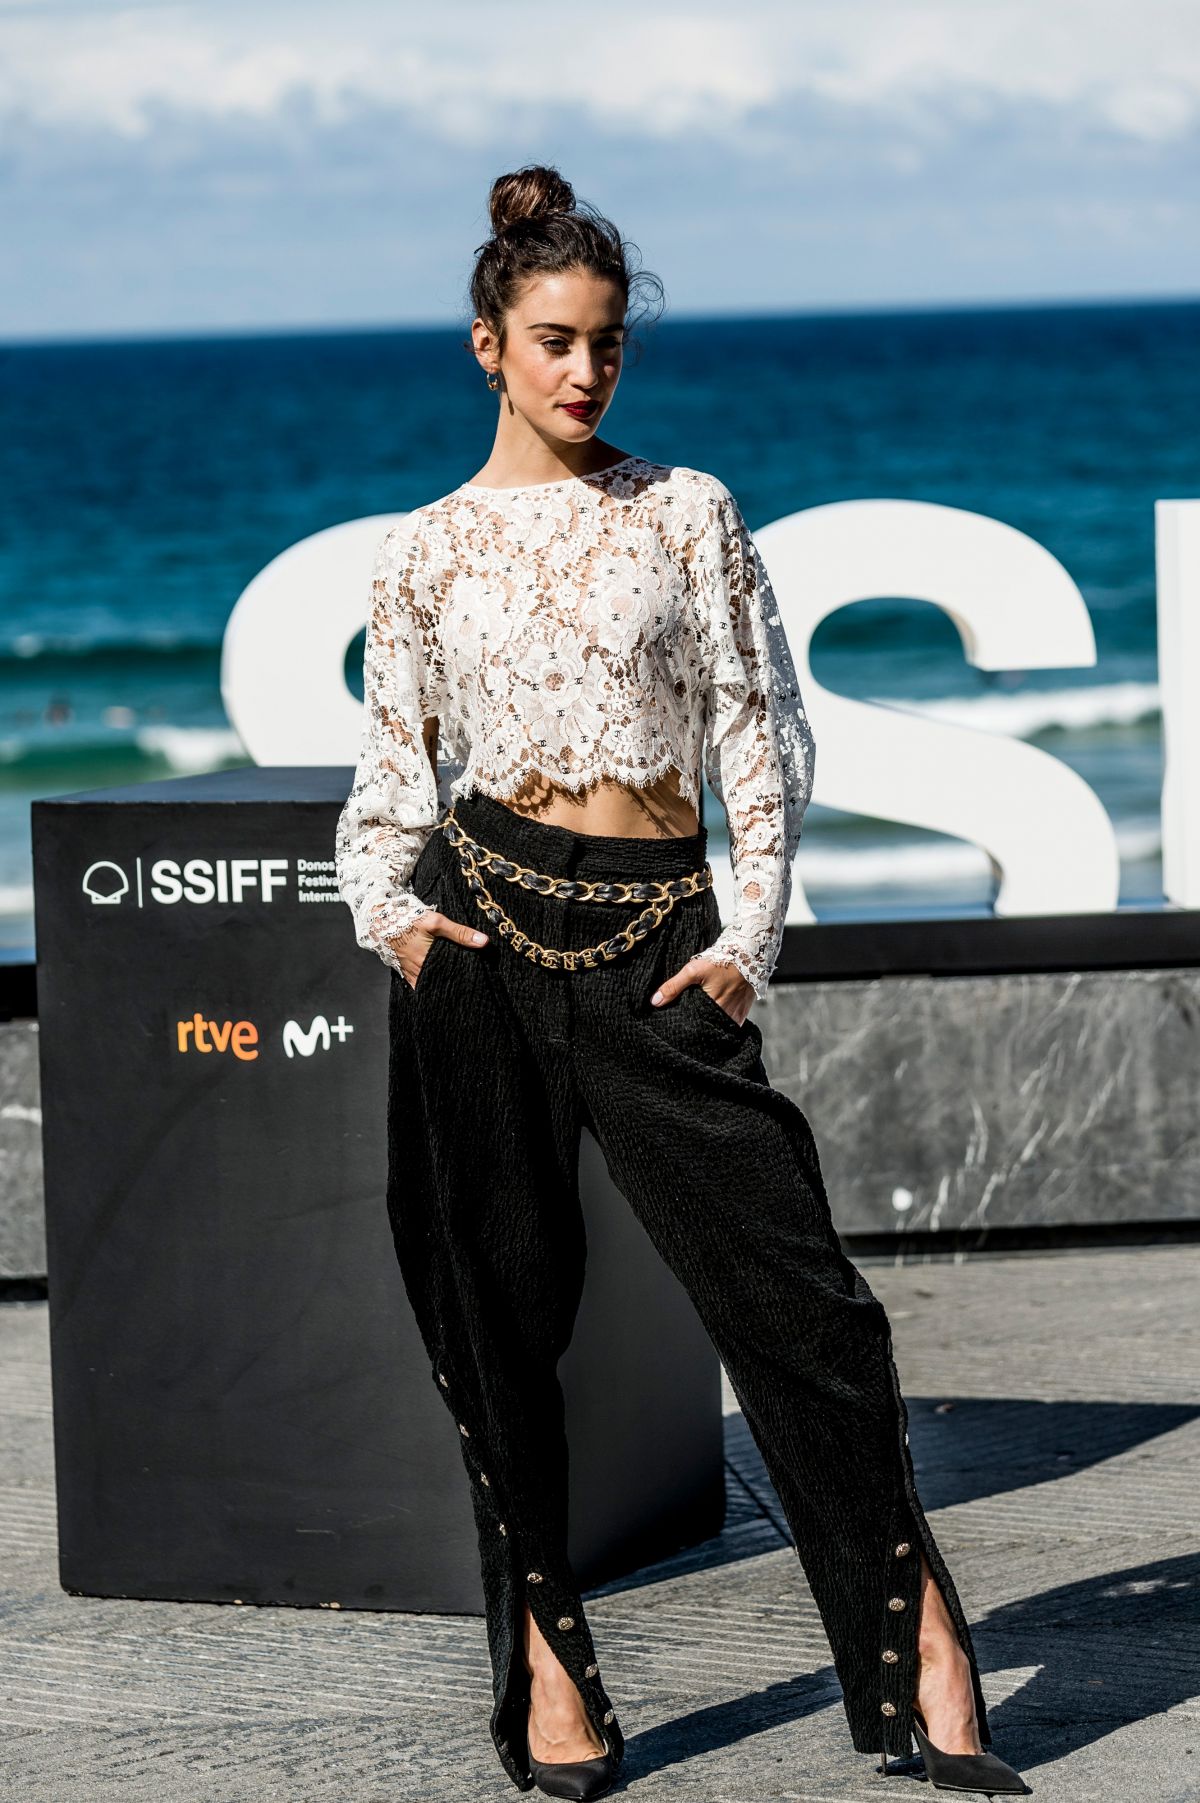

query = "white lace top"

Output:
[[335, 453, 815, 998]]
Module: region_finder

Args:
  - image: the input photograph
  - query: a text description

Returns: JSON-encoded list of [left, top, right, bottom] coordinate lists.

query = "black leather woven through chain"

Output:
[[440, 813, 710, 905]]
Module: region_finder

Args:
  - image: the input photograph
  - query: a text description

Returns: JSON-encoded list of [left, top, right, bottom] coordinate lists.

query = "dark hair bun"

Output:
[[467, 163, 663, 361], [489, 164, 575, 236]]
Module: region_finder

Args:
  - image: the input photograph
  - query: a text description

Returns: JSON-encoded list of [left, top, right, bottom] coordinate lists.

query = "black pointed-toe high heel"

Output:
[[528, 1746, 617, 1801], [901, 1706, 1031, 1796], [526, 1703, 617, 1800]]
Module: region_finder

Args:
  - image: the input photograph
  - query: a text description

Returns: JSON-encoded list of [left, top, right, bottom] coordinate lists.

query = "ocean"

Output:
[[1, 298, 1196, 957]]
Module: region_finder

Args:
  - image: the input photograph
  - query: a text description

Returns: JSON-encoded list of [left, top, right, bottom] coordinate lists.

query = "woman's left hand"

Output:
[[650, 957, 755, 1027]]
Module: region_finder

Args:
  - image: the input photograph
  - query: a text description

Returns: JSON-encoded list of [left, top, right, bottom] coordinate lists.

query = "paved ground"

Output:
[[2, 1245, 1198, 1802]]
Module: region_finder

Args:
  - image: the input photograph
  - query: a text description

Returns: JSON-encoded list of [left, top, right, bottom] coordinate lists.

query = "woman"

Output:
[[335, 164, 1030, 1801]]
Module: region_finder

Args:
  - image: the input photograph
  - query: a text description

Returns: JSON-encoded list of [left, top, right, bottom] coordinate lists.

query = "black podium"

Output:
[[31, 768, 724, 1611]]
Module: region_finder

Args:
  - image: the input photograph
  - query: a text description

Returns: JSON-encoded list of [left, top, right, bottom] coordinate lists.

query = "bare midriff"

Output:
[[499, 766, 700, 840], [422, 720, 700, 841]]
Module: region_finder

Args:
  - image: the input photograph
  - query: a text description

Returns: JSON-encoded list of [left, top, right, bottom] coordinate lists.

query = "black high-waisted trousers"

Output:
[[386, 787, 993, 1791]]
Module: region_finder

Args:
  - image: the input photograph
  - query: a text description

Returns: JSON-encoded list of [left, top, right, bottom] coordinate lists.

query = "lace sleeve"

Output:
[[693, 482, 815, 999], [335, 522, 444, 974]]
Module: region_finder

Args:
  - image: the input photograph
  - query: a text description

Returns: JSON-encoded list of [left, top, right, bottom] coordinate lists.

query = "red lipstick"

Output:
[[561, 401, 597, 419]]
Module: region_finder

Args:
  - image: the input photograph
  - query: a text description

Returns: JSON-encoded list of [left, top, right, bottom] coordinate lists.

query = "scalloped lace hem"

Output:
[[694, 938, 771, 1000], [448, 756, 703, 814], [367, 898, 436, 974]]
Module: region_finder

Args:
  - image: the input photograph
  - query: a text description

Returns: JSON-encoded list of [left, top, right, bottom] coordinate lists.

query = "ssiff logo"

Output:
[[175, 1014, 354, 1060], [84, 857, 291, 908]]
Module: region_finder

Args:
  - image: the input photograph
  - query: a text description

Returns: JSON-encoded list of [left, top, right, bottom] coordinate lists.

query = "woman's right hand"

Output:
[[390, 912, 490, 991]]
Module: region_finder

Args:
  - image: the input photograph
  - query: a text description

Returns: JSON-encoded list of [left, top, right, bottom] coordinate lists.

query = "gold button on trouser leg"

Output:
[[875, 1498, 926, 1761]]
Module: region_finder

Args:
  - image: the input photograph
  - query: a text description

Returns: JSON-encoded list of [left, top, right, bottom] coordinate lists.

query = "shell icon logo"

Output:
[[82, 861, 129, 904]]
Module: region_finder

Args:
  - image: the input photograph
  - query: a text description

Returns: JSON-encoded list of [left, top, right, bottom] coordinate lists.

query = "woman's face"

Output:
[[482, 268, 626, 441]]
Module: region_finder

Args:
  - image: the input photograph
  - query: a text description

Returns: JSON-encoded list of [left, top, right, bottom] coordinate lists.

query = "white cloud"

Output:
[[1099, 78, 1198, 142], [0, 5, 773, 140], [1, 0, 1198, 144], [1, 0, 1197, 336]]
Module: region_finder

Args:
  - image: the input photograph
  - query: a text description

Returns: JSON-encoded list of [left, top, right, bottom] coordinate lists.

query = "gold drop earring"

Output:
[[486, 370, 500, 391]]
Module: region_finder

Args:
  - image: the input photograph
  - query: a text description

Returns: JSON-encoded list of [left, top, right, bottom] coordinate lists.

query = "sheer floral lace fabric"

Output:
[[335, 454, 815, 999]]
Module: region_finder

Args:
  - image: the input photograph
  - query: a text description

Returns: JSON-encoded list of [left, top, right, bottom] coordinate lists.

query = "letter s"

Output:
[[754, 499, 1120, 923], [150, 860, 183, 904]]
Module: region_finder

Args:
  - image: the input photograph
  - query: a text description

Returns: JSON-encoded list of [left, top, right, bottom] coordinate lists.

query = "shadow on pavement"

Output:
[[615, 1549, 1199, 1785], [593, 1394, 1199, 1588], [587, 1396, 1199, 1784]]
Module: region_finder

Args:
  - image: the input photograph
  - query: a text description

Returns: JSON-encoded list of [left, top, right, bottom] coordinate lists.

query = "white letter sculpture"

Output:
[[224, 498, 1126, 923], [754, 500, 1120, 923], [1156, 499, 1200, 910]]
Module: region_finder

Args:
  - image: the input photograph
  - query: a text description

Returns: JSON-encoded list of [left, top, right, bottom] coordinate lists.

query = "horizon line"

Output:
[[2, 288, 1198, 353]]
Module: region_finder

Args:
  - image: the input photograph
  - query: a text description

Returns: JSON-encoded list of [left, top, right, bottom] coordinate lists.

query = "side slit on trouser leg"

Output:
[[877, 1311, 993, 1762], [419, 1329, 623, 1788], [494, 1553, 534, 1791], [423, 1348, 625, 1790]]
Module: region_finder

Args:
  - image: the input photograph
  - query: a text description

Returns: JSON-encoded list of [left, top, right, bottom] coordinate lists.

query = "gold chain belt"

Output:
[[437, 807, 713, 972]]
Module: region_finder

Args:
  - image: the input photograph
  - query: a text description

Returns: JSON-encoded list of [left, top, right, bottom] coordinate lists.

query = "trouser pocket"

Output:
[[689, 980, 750, 1035]]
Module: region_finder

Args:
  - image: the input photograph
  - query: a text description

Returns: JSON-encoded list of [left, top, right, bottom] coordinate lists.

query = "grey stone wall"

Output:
[[756, 966, 1200, 1234], [5, 965, 1198, 1277], [0, 1020, 43, 1279]]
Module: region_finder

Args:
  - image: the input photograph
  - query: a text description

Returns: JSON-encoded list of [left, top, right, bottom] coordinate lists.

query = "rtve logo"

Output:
[[177, 1014, 260, 1060], [175, 1013, 355, 1061]]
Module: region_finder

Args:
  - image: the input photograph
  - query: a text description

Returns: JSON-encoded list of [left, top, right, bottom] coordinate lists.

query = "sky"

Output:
[[2, 0, 1199, 341]]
